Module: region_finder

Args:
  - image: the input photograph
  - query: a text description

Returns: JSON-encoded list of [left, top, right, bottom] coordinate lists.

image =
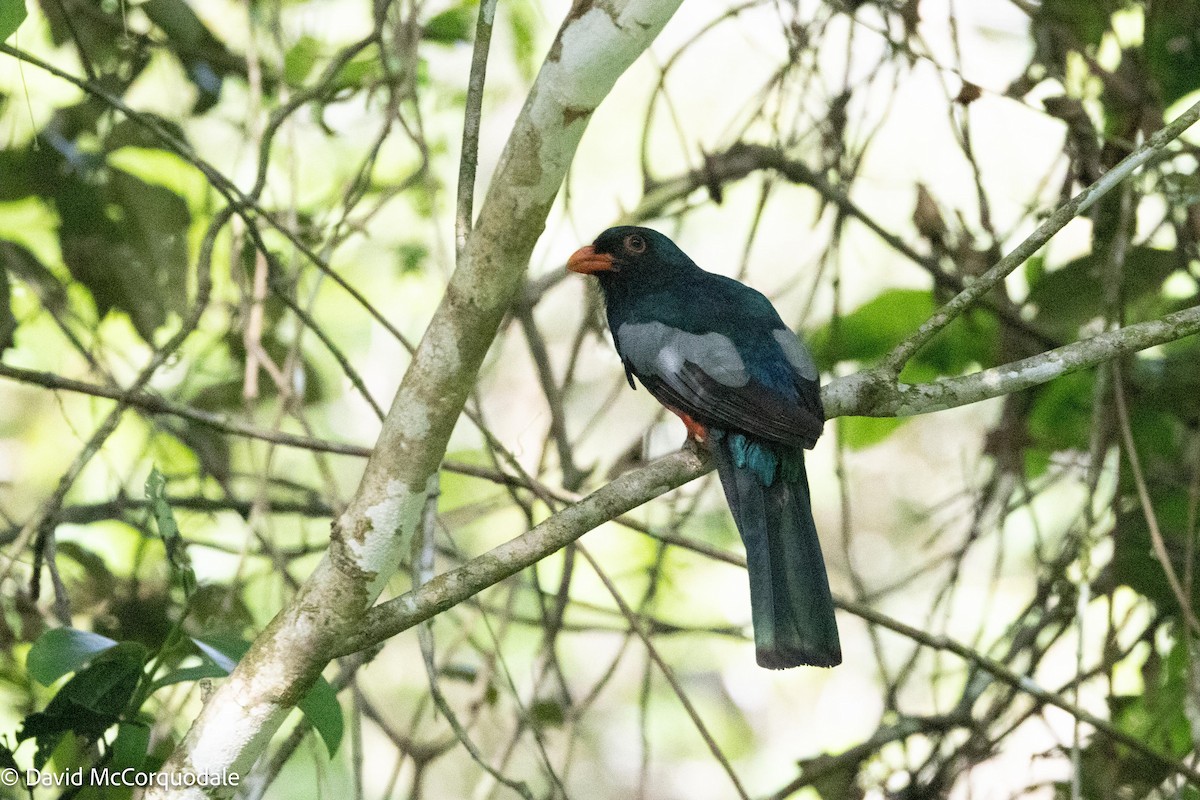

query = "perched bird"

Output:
[[568, 226, 840, 669]]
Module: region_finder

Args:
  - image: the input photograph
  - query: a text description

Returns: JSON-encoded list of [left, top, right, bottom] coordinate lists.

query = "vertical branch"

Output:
[[516, 305, 588, 489], [1112, 368, 1200, 636], [455, 0, 498, 261], [576, 543, 752, 800]]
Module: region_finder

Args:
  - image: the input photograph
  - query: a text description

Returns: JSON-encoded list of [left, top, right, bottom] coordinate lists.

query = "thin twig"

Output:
[[455, 0, 498, 261], [575, 543, 752, 800], [1111, 363, 1200, 636], [843, 601, 1200, 786]]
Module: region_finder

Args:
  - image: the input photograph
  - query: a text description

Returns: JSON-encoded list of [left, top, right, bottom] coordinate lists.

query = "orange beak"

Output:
[[566, 245, 615, 274]]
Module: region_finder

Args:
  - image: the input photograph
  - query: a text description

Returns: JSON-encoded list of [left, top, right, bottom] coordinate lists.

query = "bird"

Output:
[[567, 225, 840, 669]]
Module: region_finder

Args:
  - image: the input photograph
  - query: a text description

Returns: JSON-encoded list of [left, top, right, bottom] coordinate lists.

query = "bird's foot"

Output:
[[668, 408, 707, 443]]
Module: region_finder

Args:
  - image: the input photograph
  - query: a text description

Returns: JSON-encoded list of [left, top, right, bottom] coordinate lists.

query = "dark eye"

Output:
[[624, 233, 647, 254]]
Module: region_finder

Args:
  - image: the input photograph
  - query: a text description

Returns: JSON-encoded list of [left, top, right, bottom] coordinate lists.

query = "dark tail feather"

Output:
[[710, 438, 841, 669]]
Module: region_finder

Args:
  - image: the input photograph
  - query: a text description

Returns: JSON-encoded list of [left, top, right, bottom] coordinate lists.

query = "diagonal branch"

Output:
[[337, 446, 709, 656]]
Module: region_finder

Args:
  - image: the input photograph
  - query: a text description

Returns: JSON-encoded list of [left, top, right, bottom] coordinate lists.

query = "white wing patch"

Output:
[[772, 328, 818, 381], [617, 321, 749, 388]]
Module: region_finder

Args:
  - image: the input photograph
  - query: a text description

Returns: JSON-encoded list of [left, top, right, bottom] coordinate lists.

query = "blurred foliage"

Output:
[[7, 482, 343, 780], [1, 0, 1200, 798]]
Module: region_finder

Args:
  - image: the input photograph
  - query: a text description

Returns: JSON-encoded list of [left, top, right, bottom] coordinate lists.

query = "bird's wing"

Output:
[[615, 321, 823, 448]]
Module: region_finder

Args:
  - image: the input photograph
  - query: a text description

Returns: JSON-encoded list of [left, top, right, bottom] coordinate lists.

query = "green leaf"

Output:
[[1145, 0, 1200, 106], [0, 151, 35, 200], [0, 734, 20, 773], [284, 35, 322, 87], [838, 416, 907, 449], [27, 628, 120, 686], [425, 4, 476, 44], [1113, 482, 1198, 615], [1094, 640, 1197, 796], [808, 288, 995, 380], [146, 467, 196, 598], [397, 242, 429, 275], [145, 468, 179, 541], [810, 289, 933, 366], [1023, 254, 1046, 291], [297, 674, 343, 757], [190, 636, 343, 756], [190, 636, 243, 672], [1026, 369, 1094, 454], [19, 643, 147, 767], [1134, 342, 1200, 426], [110, 721, 151, 771], [56, 168, 191, 344], [1023, 448, 1051, 480], [1036, 0, 1117, 50], [1027, 247, 1182, 339], [331, 44, 384, 92], [0, 0, 27, 42], [97, 593, 176, 653], [529, 699, 564, 729]]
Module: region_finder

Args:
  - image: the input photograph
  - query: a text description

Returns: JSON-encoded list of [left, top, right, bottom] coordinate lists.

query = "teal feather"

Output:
[[728, 433, 778, 486], [710, 428, 841, 669]]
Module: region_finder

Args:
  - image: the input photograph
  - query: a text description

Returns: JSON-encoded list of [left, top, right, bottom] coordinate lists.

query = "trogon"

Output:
[[568, 226, 840, 669]]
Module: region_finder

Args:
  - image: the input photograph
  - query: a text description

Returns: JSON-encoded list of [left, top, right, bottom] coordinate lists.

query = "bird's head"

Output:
[[566, 226, 697, 288]]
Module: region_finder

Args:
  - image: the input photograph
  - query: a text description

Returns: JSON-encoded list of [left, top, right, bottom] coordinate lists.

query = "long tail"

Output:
[[709, 431, 841, 669]]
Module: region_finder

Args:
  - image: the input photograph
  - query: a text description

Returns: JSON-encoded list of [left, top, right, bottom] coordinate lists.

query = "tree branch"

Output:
[[338, 446, 709, 655], [827, 303, 1200, 418], [455, 0, 498, 260]]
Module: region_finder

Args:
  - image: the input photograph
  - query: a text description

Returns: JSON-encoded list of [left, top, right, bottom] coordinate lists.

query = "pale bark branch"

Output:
[[827, 303, 1200, 418]]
